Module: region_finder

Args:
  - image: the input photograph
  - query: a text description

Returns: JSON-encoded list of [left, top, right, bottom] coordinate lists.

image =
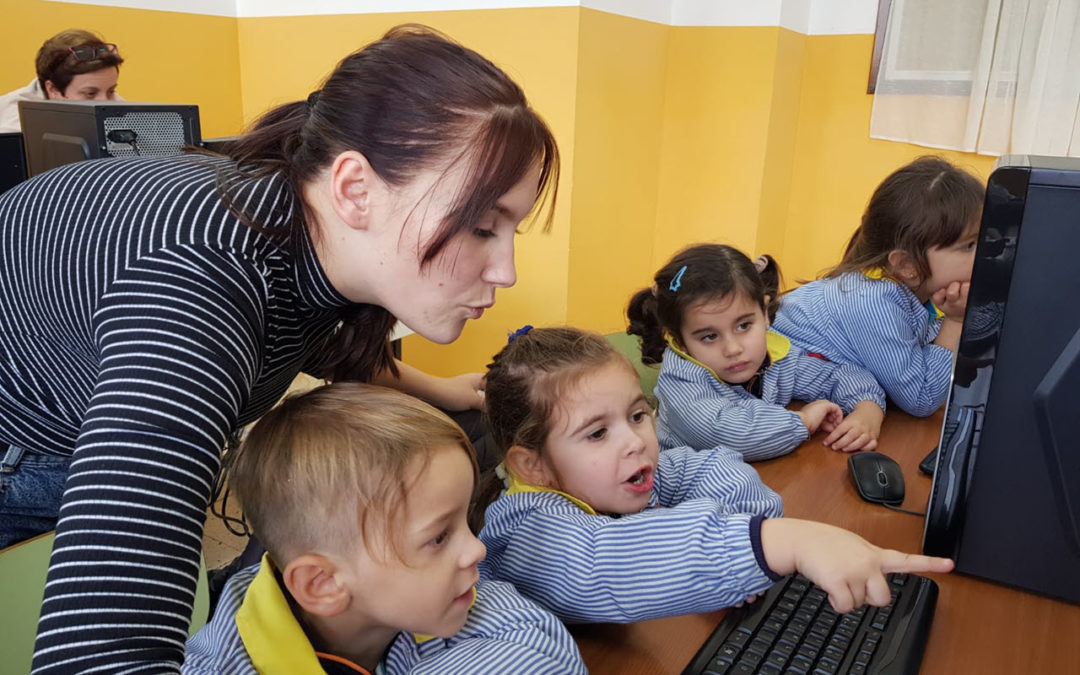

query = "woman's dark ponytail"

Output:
[[626, 288, 667, 365]]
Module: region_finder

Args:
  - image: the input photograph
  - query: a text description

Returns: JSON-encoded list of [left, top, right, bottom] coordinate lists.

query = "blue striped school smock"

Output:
[[772, 272, 953, 417], [0, 155, 349, 673], [182, 561, 586, 675], [654, 332, 886, 460], [478, 445, 784, 624]]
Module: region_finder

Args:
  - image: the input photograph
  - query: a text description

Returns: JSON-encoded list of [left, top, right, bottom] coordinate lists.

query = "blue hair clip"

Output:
[[508, 324, 534, 344], [669, 265, 688, 292]]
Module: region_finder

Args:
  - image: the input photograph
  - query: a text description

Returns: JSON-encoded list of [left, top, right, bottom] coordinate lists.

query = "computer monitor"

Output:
[[923, 155, 1080, 605], [17, 100, 200, 177], [0, 132, 28, 195]]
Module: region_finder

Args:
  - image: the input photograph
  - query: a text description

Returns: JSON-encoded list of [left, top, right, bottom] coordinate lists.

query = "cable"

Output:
[[883, 502, 927, 517]]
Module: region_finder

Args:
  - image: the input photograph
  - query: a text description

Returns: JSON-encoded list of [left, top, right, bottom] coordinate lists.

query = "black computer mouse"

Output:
[[848, 452, 905, 505]]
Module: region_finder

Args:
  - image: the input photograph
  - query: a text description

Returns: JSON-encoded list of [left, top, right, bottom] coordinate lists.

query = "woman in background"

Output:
[[0, 28, 123, 133]]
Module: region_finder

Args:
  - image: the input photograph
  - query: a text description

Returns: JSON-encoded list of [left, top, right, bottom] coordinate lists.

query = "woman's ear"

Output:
[[329, 150, 378, 232], [886, 249, 920, 287], [43, 80, 64, 99], [505, 445, 554, 488], [282, 554, 351, 617]]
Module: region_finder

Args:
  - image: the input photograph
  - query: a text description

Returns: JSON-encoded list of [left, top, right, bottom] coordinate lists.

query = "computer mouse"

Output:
[[848, 452, 905, 505]]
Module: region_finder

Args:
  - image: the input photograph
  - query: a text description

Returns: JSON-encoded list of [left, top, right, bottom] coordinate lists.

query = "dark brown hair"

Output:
[[471, 326, 631, 526], [824, 156, 984, 281], [220, 24, 560, 382], [36, 29, 123, 96], [226, 382, 476, 565], [626, 244, 781, 364]]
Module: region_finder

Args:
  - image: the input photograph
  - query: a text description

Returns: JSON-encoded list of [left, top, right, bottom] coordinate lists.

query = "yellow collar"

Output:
[[862, 268, 944, 319], [236, 555, 473, 672], [236, 555, 342, 675], [504, 468, 598, 515], [666, 332, 790, 384]]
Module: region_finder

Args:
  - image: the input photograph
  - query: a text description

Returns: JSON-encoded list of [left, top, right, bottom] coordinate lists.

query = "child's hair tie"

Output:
[[508, 324, 534, 344], [754, 255, 769, 273], [669, 265, 688, 292]]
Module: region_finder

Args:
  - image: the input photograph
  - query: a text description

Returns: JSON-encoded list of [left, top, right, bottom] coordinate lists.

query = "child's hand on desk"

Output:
[[798, 400, 843, 435], [760, 518, 954, 614], [823, 401, 884, 452]]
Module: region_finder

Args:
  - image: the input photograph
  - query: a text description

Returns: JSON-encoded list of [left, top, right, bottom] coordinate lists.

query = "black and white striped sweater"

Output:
[[0, 155, 348, 673]]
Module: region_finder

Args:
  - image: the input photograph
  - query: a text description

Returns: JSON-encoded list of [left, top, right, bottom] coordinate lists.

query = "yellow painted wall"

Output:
[[1, 0, 243, 138], [235, 8, 582, 375], [565, 9, 667, 334], [781, 33, 996, 282], [653, 27, 783, 269]]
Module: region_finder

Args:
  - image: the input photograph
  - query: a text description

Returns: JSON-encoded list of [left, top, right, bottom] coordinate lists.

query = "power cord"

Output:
[[883, 503, 927, 517]]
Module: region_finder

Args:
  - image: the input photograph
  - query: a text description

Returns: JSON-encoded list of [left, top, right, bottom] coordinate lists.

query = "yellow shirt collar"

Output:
[[666, 331, 791, 384], [503, 467, 598, 515], [236, 555, 337, 675]]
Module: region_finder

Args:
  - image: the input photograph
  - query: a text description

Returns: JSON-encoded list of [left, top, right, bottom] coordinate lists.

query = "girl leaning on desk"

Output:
[[0, 25, 558, 674]]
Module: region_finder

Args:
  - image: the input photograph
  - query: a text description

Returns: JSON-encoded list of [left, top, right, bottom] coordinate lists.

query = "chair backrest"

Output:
[[0, 532, 210, 673], [604, 331, 660, 407]]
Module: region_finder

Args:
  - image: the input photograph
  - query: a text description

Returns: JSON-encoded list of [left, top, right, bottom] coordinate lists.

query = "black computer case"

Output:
[[923, 155, 1080, 605], [18, 100, 200, 177]]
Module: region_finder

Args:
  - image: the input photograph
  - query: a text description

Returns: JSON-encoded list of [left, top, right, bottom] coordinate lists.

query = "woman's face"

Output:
[[364, 162, 541, 344], [46, 66, 119, 101]]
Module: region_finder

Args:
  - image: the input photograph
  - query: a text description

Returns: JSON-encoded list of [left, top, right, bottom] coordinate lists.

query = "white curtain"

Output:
[[870, 0, 1080, 157]]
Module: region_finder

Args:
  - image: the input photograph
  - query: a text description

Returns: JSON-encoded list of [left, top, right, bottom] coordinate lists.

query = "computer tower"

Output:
[[18, 100, 200, 177], [0, 132, 28, 195], [923, 155, 1080, 605]]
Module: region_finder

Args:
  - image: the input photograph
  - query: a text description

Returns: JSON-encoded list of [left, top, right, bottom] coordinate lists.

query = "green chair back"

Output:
[[604, 331, 660, 407], [0, 532, 210, 674]]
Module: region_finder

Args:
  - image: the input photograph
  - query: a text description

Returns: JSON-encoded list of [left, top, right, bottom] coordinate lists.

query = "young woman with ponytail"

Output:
[[0, 25, 558, 673]]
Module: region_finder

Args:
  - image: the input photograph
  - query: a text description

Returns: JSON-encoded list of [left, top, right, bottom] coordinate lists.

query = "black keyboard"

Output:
[[682, 573, 938, 675]]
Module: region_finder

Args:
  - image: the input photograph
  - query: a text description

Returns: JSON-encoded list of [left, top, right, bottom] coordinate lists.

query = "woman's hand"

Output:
[[432, 372, 486, 411]]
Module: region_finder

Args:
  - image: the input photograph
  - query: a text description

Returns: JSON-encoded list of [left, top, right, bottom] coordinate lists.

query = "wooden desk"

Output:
[[573, 410, 1080, 674]]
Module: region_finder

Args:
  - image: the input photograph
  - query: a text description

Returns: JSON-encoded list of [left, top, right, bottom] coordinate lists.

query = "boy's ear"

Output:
[[886, 249, 920, 286], [282, 554, 351, 617], [505, 445, 553, 488]]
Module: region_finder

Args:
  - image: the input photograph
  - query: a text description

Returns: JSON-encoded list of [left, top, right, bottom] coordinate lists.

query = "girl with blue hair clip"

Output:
[[627, 244, 887, 461]]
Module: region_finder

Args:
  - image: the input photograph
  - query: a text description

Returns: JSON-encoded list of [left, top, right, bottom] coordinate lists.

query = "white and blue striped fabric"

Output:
[[654, 341, 886, 459], [0, 155, 349, 673], [183, 565, 587, 675], [773, 273, 953, 418], [478, 445, 784, 624]]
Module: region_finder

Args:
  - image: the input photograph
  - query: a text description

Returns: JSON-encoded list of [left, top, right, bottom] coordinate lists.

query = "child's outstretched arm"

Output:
[[480, 499, 780, 623], [760, 518, 954, 614]]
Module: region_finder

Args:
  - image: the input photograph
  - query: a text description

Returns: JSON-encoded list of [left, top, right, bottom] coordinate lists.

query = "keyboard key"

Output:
[[728, 630, 751, 647], [747, 638, 772, 657]]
